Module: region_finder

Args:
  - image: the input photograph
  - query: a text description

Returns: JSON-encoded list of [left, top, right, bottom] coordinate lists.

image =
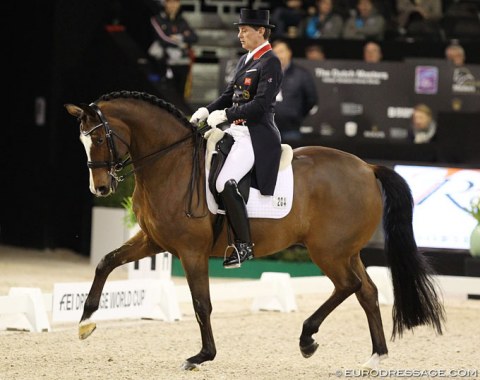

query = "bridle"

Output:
[[80, 103, 131, 183], [82, 102, 194, 183], [81, 102, 208, 218]]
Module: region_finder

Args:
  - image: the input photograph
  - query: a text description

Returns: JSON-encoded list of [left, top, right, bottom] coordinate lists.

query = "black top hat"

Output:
[[234, 8, 275, 29]]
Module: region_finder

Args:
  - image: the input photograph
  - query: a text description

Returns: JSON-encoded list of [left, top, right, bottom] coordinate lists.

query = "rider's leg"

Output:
[[216, 128, 254, 268], [215, 129, 254, 193]]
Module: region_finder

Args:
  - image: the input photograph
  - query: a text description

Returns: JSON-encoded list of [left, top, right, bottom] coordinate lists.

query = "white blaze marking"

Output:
[[80, 134, 96, 194]]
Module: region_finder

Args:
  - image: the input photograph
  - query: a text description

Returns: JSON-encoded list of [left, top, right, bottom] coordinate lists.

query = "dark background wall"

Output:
[[2, 0, 156, 255]]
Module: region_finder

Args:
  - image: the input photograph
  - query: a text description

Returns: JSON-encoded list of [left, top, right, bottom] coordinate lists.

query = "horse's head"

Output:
[[65, 102, 130, 197]]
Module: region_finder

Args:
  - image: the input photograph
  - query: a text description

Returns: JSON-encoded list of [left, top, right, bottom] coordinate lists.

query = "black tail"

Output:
[[374, 165, 445, 339]]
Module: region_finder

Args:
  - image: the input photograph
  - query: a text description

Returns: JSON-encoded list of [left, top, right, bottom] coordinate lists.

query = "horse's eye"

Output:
[[91, 133, 104, 145]]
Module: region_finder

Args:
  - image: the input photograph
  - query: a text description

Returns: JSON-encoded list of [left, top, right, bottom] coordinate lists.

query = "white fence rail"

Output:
[[1, 268, 479, 333]]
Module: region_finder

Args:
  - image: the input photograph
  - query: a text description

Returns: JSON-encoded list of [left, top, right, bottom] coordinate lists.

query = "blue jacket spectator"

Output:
[[342, 0, 386, 40], [304, 0, 344, 39]]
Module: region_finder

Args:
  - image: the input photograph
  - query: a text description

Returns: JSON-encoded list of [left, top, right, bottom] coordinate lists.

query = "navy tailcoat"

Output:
[[206, 43, 283, 195]]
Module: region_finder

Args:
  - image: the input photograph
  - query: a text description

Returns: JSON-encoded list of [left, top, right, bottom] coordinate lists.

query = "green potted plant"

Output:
[[466, 197, 480, 257], [122, 195, 141, 240], [121, 196, 137, 229], [464, 197, 480, 277]]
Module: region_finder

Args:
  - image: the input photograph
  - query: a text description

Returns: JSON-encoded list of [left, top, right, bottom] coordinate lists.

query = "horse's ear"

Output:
[[64, 104, 83, 118], [64, 103, 97, 120]]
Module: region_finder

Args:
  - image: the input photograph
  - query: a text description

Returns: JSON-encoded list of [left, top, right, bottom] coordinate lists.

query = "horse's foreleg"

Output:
[[79, 232, 157, 340], [299, 257, 361, 358], [351, 256, 388, 369], [180, 254, 216, 370]]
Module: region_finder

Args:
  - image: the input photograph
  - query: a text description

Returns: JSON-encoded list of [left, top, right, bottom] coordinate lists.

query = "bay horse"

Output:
[[65, 91, 444, 371]]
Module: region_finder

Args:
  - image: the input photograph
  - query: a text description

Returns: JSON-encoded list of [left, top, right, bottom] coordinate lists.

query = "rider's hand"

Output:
[[190, 107, 209, 126], [207, 110, 228, 128]]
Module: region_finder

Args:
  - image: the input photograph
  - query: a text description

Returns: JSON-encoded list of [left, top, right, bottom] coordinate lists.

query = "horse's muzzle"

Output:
[[94, 177, 117, 197], [94, 186, 111, 197]]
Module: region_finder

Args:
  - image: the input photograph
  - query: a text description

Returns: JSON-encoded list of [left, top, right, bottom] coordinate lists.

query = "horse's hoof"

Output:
[[361, 353, 387, 370], [180, 360, 200, 371], [300, 341, 319, 358], [79, 320, 97, 340]]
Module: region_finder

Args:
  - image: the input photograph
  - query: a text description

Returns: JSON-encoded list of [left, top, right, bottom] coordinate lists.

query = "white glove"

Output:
[[148, 41, 164, 59], [190, 107, 209, 125], [207, 110, 228, 128]]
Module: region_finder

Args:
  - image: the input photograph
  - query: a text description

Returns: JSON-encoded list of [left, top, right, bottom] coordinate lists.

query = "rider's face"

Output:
[[237, 26, 265, 52]]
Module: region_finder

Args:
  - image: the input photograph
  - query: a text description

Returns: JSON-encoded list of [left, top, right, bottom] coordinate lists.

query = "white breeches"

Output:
[[215, 124, 255, 193]]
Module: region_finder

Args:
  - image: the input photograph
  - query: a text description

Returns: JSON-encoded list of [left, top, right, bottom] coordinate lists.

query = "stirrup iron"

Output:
[[223, 242, 254, 269]]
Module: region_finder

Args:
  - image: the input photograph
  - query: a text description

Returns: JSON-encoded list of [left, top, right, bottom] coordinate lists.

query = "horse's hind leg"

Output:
[[351, 255, 388, 369], [299, 255, 361, 358], [79, 232, 158, 339]]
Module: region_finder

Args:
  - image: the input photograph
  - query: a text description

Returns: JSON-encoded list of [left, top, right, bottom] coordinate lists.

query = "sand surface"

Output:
[[1, 244, 479, 380]]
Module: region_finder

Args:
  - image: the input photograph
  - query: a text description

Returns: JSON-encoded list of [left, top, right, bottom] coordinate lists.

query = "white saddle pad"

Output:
[[205, 129, 294, 219]]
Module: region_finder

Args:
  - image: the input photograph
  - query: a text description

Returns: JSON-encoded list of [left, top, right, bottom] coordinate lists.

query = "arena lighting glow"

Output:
[[394, 165, 480, 250]]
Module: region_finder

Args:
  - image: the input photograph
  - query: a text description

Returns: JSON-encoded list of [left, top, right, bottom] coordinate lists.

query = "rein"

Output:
[[84, 102, 208, 218]]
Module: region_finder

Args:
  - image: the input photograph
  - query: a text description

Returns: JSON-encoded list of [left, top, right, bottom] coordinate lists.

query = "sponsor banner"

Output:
[[218, 59, 480, 142], [52, 280, 158, 322], [302, 59, 480, 141], [299, 60, 412, 141]]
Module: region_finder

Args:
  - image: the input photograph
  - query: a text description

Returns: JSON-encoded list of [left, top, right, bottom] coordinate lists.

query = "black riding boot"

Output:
[[221, 179, 254, 268]]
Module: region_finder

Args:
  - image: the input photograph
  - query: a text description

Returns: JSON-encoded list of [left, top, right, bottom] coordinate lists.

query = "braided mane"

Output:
[[96, 90, 193, 129]]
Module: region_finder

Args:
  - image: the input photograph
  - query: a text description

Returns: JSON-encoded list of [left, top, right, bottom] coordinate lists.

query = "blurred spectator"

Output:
[[409, 103, 437, 143], [397, 0, 442, 28], [445, 43, 474, 96], [304, 0, 344, 39], [363, 41, 382, 62], [342, 0, 386, 40], [271, 0, 306, 37], [445, 43, 466, 66], [272, 40, 318, 141], [148, 0, 198, 99], [396, 0, 442, 33], [304, 0, 319, 15], [305, 44, 326, 61]]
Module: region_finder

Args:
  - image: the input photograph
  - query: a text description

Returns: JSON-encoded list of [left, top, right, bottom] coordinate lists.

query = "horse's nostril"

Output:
[[97, 186, 109, 195]]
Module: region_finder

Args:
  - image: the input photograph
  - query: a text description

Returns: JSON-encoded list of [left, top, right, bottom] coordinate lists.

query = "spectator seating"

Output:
[[442, 15, 480, 40], [402, 19, 445, 42]]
